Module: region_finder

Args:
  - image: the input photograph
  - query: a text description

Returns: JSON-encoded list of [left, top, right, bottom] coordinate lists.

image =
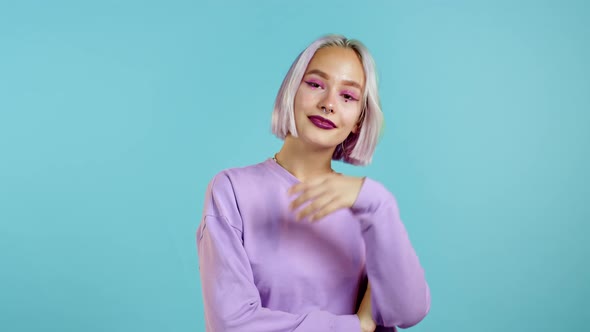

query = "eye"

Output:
[[342, 93, 358, 102], [305, 80, 323, 89]]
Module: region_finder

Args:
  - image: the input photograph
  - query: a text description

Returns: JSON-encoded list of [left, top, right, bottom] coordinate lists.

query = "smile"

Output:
[[308, 116, 337, 129]]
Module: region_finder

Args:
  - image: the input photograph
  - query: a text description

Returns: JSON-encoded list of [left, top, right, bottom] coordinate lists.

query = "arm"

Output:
[[196, 173, 362, 332], [351, 178, 431, 328]]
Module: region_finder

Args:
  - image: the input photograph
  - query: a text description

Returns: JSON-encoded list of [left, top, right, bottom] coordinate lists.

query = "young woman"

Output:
[[196, 34, 431, 332]]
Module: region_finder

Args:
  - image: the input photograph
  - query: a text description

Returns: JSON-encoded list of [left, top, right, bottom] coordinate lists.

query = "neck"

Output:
[[274, 134, 335, 182]]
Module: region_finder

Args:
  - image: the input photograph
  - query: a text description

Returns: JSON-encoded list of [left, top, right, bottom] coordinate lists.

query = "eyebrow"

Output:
[[305, 69, 362, 89]]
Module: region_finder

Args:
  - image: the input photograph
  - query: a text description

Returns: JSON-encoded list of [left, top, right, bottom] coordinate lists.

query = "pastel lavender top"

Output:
[[196, 159, 430, 331]]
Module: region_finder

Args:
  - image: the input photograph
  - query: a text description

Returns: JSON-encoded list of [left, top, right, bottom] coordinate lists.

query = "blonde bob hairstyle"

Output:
[[271, 34, 384, 166]]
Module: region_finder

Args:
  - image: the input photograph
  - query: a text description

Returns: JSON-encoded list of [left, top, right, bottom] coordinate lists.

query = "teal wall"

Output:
[[1, 1, 588, 331]]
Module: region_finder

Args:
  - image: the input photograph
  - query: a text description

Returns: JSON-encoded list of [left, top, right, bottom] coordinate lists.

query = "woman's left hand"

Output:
[[288, 173, 365, 222]]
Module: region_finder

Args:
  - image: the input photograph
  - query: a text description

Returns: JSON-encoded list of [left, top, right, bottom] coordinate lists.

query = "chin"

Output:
[[297, 128, 342, 150]]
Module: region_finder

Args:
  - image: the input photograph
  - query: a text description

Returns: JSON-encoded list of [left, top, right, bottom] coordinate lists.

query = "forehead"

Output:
[[305, 46, 365, 87]]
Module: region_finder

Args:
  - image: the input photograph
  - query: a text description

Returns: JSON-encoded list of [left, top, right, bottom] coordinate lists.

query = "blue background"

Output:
[[1, 0, 588, 331]]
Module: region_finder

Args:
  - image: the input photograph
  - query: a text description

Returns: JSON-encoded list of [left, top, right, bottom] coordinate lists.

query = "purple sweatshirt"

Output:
[[196, 158, 430, 331]]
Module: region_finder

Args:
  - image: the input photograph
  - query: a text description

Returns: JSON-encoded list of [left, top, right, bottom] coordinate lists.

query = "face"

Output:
[[292, 46, 365, 150]]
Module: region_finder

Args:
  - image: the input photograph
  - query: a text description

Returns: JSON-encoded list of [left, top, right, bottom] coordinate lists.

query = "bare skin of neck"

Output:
[[274, 134, 336, 182]]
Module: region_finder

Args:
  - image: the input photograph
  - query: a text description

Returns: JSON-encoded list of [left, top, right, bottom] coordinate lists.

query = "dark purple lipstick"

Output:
[[308, 116, 336, 129]]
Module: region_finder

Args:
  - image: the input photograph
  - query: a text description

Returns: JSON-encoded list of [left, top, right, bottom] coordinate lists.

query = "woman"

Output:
[[196, 34, 431, 332]]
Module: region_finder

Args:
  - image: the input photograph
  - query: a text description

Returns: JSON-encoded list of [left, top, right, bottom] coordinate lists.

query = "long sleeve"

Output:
[[196, 173, 362, 332], [351, 178, 431, 329]]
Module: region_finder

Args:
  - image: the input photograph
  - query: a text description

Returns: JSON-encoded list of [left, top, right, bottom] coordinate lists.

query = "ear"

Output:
[[351, 123, 360, 134]]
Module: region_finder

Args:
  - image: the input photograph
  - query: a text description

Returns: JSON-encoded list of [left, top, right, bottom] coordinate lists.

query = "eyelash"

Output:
[[305, 81, 358, 102], [306, 81, 322, 89], [342, 94, 358, 102]]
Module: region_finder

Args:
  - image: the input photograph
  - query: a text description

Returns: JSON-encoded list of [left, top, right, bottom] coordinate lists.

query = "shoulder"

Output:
[[360, 176, 389, 193], [353, 176, 399, 212], [206, 159, 271, 193], [201, 160, 271, 225]]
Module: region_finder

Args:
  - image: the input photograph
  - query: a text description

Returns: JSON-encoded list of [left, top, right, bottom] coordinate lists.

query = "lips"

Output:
[[308, 116, 337, 129]]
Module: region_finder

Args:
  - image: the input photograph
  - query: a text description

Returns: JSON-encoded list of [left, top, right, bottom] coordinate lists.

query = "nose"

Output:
[[318, 89, 337, 114]]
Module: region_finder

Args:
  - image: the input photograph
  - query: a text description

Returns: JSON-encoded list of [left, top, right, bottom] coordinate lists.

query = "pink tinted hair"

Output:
[[271, 34, 384, 166]]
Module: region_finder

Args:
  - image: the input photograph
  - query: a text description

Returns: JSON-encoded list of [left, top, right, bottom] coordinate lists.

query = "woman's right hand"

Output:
[[356, 283, 376, 332], [357, 311, 376, 332], [358, 316, 376, 332]]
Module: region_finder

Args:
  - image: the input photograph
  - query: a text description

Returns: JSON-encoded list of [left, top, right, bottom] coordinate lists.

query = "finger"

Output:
[[288, 175, 331, 195], [309, 198, 345, 222], [287, 182, 305, 195], [296, 194, 335, 222], [289, 185, 327, 211]]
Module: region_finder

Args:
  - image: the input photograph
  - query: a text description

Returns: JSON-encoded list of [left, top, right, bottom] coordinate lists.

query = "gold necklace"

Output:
[[272, 153, 335, 174], [272, 153, 279, 165]]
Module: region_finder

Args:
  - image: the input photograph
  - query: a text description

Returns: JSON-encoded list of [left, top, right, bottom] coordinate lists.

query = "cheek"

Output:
[[294, 86, 317, 110], [341, 105, 363, 126]]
